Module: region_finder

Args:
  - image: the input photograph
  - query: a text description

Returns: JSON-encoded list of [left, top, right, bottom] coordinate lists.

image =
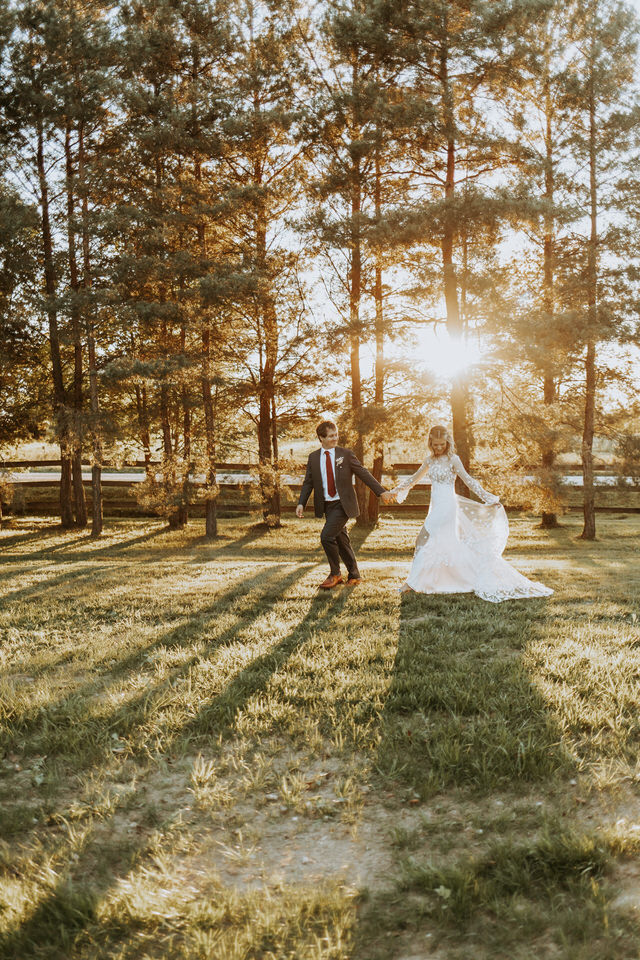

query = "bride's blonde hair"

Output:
[[428, 425, 455, 457]]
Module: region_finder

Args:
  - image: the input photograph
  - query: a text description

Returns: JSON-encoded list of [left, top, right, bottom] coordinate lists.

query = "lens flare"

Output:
[[422, 330, 483, 378]]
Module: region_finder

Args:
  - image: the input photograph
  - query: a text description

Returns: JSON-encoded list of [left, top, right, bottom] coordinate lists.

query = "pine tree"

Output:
[[107, 0, 205, 529], [103, 0, 242, 535], [56, 0, 115, 535], [303, 0, 426, 521], [3, 1, 76, 525], [2, 0, 115, 531], [564, 0, 639, 539], [399, 0, 546, 491], [218, 0, 311, 527], [499, 0, 580, 526], [0, 183, 48, 456]]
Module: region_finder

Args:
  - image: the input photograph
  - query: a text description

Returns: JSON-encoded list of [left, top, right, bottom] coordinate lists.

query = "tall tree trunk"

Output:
[[368, 142, 384, 524], [459, 226, 474, 462], [37, 119, 74, 528], [256, 203, 281, 527], [160, 322, 180, 530], [440, 23, 471, 495], [540, 41, 559, 529], [193, 137, 218, 538], [86, 329, 103, 538], [78, 121, 103, 536], [201, 321, 217, 539], [152, 96, 179, 531], [350, 168, 366, 519], [581, 341, 596, 539], [540, 373, 558, 528], [131, 332, 151, 468], [271, 394, 278, 462], [350, 60, 367, 523], [160, 382, 179, 529], [134, 383, 152, 468], [178, 323, 190, 528], [581, 80, 597, 541], [65, 123, 88, 528]]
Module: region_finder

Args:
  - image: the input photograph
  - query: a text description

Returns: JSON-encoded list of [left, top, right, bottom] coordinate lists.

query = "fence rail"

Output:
[[0, 459, 617, 472]]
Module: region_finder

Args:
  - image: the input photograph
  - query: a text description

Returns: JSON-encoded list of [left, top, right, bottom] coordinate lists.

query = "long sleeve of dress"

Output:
[[391, 454, 431, 504], [452, 454, 499, 504]]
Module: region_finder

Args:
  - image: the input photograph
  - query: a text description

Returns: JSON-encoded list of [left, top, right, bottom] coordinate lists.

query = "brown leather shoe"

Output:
[[319, 574, 343, 589], [345, 577, 362, 586]]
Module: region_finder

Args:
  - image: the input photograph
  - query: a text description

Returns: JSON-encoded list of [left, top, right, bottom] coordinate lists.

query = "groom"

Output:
[[296, 420, 392, 588]]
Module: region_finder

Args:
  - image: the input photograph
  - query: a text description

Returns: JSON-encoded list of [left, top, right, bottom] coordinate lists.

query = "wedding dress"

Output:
[[392, 453, 553, 603]]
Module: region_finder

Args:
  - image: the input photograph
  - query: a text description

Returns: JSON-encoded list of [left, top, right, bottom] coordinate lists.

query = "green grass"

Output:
[[0, 513, 639, 958]]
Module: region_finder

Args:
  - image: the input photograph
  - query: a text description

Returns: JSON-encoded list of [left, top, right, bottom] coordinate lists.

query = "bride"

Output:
[[389, 425, 553, 603]]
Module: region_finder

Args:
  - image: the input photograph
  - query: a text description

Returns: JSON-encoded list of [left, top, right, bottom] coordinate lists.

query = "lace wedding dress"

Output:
[[392, 453, 553, 603]]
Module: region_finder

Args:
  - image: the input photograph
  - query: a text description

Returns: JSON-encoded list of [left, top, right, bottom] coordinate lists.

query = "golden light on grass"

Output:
[[0, 516, 639, 958]]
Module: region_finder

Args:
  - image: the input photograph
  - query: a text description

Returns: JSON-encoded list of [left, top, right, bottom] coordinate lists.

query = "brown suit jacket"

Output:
[[298, 446, 387, 519]]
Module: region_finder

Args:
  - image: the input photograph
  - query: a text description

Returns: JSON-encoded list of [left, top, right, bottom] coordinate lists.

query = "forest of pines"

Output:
[[0, 0, 639, 538]]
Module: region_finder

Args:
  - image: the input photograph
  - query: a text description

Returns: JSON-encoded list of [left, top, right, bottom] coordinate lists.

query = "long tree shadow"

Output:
[[193, 517, 378, 565], [0, 523, 73, 552], [0, 564, 105, 610], [0, 786, 187, 960], [376, 591, 571, 796], [7, 519, 373, 760], [0, 531, 87, 556], [1, 563, 315, 763], [199, 521, 272, 554], [0, 524, 371, 957], [179, 583, 356, 744], [0, 524, 179, 565], [0, 574, 353, 959], [0, 522, 254, 610]]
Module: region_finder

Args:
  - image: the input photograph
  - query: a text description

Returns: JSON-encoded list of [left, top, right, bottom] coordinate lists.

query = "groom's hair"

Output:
[[316, 420, 337, 439]]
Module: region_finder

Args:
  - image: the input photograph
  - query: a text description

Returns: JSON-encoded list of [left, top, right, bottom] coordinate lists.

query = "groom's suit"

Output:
[[298, 446, 387, 578]]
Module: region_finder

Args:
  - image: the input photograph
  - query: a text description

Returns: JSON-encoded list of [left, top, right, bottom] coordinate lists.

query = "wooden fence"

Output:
[[2, 461, 639, 516]]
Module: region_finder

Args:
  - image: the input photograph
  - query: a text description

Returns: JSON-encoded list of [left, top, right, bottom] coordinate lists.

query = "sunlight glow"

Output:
[[421, 329, 484, 378]]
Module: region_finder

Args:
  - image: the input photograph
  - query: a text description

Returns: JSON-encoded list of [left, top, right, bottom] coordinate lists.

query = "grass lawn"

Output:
[[0, 512, 639, 959]]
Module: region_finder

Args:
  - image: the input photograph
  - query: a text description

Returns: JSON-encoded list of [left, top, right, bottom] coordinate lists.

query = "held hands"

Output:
[[380, 490, 397, 505]]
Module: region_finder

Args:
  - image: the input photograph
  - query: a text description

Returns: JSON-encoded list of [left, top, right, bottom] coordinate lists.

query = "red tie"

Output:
[[325, 451, 337, 497]]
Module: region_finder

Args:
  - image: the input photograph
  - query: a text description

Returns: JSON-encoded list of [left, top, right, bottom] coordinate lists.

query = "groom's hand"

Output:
[[296, 504, 304, 518]]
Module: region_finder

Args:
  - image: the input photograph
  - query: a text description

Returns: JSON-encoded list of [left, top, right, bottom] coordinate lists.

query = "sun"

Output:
[[420, 329, 483, 378]]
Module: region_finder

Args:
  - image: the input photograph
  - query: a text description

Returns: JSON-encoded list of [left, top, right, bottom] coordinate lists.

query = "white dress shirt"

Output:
[[320, 446, 340, 501]]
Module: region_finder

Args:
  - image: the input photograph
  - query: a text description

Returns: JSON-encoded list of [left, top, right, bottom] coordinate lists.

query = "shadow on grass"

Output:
[[0, 522, 174, 564], [0, 519, 270, 616], [0, 523, 72, 552], [179, 583, 357, 743], [0, 530, 89, 556], [0, 563, 105, 610], [352, 825, 640, 960], [209, 521, 275, 552], [0, 574, 359, 959], [0, 563, 314, 764], [0, 515, 380, 568], [0, 522, 372, 957], [0, 803, 173, 960], [376, 591, 572, 796]]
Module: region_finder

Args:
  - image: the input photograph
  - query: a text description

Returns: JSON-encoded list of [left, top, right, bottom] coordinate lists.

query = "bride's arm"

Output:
[[452, 454, 500, 504], [390, 454, 431, 504]]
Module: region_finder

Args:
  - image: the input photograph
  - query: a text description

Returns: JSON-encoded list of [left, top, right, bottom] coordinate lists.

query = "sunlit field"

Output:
[[1, 513, 639, 959]]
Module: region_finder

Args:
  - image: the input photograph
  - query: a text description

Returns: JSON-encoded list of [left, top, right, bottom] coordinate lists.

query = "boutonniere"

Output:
[[336, 456, 344, 466]]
